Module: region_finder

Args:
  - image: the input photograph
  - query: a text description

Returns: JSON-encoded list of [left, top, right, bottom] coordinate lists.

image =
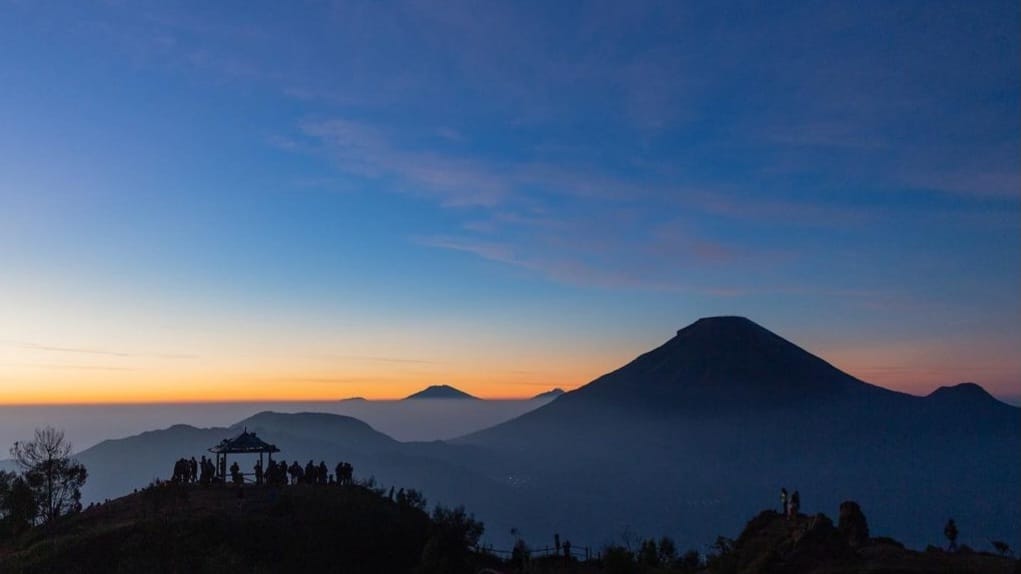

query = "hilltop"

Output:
[[0, 482, 485, 574]]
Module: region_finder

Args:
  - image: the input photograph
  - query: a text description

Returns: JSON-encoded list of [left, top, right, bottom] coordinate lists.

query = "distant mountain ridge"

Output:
[[404, 385, 477, 400]]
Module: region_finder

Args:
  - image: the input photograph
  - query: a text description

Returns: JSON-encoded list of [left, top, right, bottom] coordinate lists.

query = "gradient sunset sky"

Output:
[[1, 1, 1018, 404]]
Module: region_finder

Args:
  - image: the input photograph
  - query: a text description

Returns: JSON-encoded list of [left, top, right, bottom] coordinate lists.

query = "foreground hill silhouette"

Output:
[[57, 317, 1020, 551], [0, 482, 486, 574], [4, 485, 1015, 574]]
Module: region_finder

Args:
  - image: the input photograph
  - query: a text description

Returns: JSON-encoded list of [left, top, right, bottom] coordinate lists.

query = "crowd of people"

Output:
[[171, 456, 220, 486], [171, 456, 355, 488]]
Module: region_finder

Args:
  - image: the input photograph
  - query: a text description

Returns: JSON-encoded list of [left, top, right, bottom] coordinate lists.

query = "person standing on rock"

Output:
[[789, 490, 800, 519], [944, 519, 958, 551], [780, 488, 789, 515]]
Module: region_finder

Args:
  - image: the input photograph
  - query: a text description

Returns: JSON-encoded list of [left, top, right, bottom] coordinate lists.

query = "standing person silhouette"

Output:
[[944, 519, 959, 551]]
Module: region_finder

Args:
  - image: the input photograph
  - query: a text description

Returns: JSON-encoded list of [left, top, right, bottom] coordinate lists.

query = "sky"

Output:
[[0, 1, 1018, 404]]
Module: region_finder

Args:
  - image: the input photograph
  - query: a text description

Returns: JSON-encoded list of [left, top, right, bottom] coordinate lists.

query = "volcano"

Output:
[[559, 316, 889, 410], [404, 384, 478, 400]]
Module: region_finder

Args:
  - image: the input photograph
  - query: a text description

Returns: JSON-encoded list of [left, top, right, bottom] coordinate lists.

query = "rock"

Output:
[[838, 500, 870, 548]]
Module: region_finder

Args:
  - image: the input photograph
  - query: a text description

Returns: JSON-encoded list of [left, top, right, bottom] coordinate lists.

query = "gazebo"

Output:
[[208, 428, 279, 482]]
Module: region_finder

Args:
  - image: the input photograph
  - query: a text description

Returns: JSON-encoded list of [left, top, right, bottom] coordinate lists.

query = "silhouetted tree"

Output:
[[601, 545, 635, 574], [397, 488, 427, 511], [657, 536, 678, 565], [638, 538, 659, 567], [0, 471, 36, 536], [416, 505, 484, 574], [677, 549, 702, 573], [991, 540, 1011, 557], [705, 536, 737, 574], [10, 427, 87, 523], [510, 534, 529, 571]]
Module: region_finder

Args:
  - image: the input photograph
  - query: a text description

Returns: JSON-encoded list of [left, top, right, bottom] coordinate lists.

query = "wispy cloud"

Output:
[[322, 355, 442, 366], [415, 235, 740, 294], [294, 117, 825, 293], [6, 341, 196, 360], [0, 362, 139, 372], [301, 119, 508, 207]]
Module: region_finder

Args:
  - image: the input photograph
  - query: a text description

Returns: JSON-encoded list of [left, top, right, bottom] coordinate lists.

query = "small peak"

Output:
[[532, 388, 566, 400], [928, 382, 995, 401], [404, 384, 478, 400]]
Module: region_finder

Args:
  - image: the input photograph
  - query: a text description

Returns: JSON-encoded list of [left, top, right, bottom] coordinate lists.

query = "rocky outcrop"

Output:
[[837, 500, 869, 548]]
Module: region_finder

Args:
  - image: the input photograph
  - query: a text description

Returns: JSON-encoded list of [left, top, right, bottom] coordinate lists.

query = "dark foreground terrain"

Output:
[[705, 509, 1018, 574], [1, 482, 1016, 574], [0, 482, 482, 574]]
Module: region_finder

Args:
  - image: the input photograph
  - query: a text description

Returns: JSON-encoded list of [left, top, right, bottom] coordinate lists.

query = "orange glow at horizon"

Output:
[[3, 346, 1018, 405], [0, 353, 608, 405], [3, 301, 1019, 405]]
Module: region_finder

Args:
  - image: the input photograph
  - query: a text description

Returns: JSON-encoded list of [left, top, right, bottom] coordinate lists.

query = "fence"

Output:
[[479, 545, 593, 561]]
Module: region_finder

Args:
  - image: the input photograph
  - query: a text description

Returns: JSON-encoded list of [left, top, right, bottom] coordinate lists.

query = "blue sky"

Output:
[[0, 1, 1018, 402]]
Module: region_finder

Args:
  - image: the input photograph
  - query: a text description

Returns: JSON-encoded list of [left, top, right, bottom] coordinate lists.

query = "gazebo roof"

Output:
[[209, 428, 280, 454]]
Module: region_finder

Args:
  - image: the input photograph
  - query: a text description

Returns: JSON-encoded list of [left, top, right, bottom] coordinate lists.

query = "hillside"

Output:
[[70, 412, 525, 547], [0, 482, 482, 574], [4, 485, 1015, 574]]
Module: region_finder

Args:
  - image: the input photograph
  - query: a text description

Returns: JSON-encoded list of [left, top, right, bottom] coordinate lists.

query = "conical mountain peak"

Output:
[[565, 316, 877, 410]]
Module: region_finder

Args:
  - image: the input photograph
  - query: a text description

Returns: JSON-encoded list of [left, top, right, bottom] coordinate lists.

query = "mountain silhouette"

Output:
[[233, 411, 400, 450], [404, 385, 478, 400], [926, 382, 1008, 407], [464, 316, 904, 444], [531, 388, 566, 400], [562, 316, 888, 411]]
